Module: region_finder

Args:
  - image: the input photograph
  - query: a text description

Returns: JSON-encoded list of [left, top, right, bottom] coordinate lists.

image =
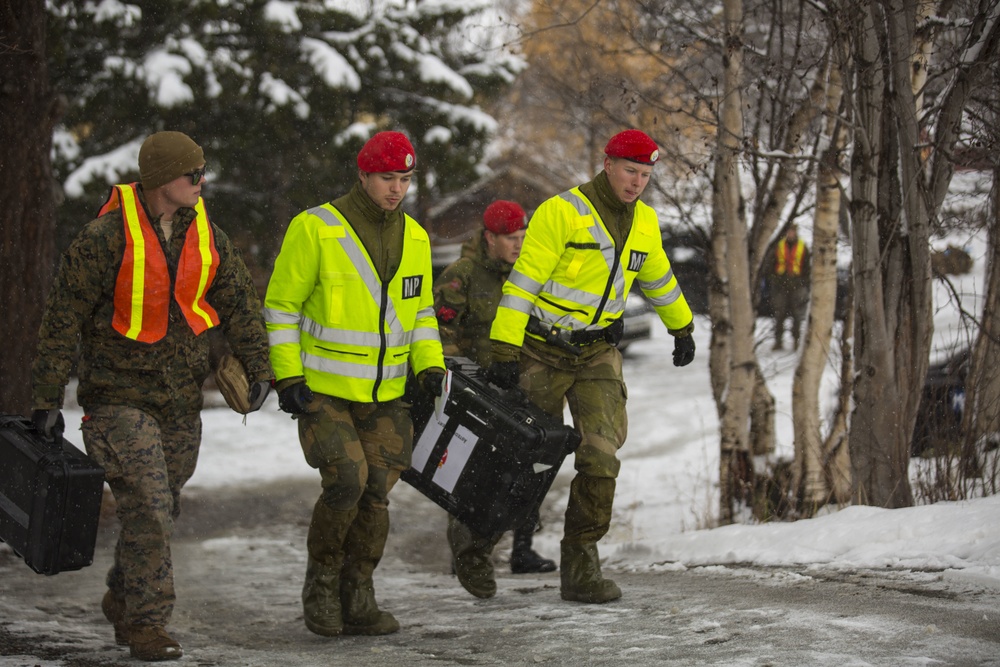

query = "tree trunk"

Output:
[[963, 168, 1000, 452], [792, 58, 847, 511], [714, 0, 756, 525], [0, 0, 60, 416]]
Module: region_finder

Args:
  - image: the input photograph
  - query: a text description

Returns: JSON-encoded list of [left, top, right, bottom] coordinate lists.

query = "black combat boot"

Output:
[[510, 523, 556, 574]]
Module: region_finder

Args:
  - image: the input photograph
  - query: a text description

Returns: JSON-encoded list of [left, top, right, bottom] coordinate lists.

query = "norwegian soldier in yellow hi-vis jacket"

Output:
[[487, 129, 696, 604], [264, 131, 445, 637]]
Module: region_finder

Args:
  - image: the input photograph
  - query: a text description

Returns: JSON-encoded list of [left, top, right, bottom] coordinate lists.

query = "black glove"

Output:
[[247, 381, 271, 413], [31, 408, 65, 443], [486, 360, 520, 390], [419, 369, 445, 398], [672, 335, 696, 367], [278, 381, 314, 415]]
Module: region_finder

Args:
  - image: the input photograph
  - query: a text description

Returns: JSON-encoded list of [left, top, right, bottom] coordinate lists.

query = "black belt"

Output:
[[526, 316, 623, 355]]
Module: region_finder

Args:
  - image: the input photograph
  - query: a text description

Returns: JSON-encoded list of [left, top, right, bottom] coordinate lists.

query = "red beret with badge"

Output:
[[604, 129, 659, 165], [357, 131, 416, 173], [483, 200, 527, 235]]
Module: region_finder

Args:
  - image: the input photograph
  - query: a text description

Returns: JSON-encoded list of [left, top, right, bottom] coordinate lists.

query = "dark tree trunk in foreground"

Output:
[[0, 0, 60, 415]]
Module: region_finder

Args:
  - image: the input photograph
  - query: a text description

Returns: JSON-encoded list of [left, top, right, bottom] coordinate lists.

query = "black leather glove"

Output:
[[672, 335, 696, 367], [31, 408, 65, 443], [278, 381, 314, 415], [419, 369, 445, 397], [247, 381, 271, 413], [486, 360, 520, 390]]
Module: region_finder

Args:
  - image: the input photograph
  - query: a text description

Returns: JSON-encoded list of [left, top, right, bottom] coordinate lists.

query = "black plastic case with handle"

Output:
[[0, 414, 105, 575], [403, 357, 580, 539]]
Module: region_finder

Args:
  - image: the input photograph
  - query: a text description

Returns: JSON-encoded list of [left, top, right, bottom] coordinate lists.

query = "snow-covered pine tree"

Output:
[[48, 0, 522, 269]]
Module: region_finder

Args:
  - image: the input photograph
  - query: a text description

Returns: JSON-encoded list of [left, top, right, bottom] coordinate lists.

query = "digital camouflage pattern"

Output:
[[31, 199, 273, 413], [433, 233, 511, 366], [81, 405, 200, 626]]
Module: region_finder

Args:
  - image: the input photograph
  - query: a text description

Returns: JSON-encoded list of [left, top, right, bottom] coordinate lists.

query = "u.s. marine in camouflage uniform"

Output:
[[433, 200, 558, 599], [487, 130, 696, 605], [30, 132, 273, 662]]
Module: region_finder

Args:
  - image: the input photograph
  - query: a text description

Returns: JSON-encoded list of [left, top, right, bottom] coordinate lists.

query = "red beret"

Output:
[[483, 200, 527, 235], [357, 131, 416, 173], [604, 129, 659, 165]]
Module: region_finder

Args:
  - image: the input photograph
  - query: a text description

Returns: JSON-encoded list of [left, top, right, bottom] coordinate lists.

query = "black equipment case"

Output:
[[0, 414, 105, 575], [403, 358, 580, 538]]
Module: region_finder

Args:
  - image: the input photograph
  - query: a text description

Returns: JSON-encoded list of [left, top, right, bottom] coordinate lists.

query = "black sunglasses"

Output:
[[185, 166, 207, 185]]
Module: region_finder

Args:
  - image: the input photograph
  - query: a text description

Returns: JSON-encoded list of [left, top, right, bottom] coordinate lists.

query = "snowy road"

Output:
[[2, 477, 999, 667]]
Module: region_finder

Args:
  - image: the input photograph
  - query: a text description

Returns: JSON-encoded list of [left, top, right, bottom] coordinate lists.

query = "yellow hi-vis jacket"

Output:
[[264, 203, 444, 403], [490, 187, 693, 347]]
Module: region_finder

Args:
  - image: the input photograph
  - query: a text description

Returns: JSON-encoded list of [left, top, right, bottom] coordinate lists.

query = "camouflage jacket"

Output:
[[433, 233, 511, 367], [31, 194, 273, 416]]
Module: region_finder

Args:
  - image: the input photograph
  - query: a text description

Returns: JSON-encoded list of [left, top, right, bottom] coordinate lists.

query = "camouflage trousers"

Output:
[[520, 338, 628, 545], [296, 394, 413, 560], [80, 404, 201, 627]]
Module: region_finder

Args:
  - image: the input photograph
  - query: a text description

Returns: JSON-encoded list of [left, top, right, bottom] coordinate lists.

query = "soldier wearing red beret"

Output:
[[265, 130, 445, 637], [486, 129, 696, 603], [432, 200, 558, 598]]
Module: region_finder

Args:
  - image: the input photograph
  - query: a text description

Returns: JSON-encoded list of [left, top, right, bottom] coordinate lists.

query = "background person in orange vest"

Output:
[[30, 131, 273, 662], [768, 223, 811, 350]]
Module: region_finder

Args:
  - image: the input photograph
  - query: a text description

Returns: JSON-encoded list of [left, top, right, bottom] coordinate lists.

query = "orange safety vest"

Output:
[[775, 238, 806, 276], [99, 183, 221, 343]]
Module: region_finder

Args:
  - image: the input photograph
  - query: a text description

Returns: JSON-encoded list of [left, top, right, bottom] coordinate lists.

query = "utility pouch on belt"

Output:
[[526, 316, 582, 356], [603, 317, 624, 346]]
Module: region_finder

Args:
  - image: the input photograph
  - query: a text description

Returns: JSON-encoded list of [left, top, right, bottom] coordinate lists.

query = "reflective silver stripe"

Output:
[[603, 299, 626, 316], [543, 281, 604, 307], [638, 269, 674, 293], [499, 293, 535, 314], [411, 327, 442, 343], [416, 306, 436, 320], [556, 191, 627, 315], [263, 307, 301, 325], [303, 352, 408, 380], [301, 316, 412, 347], [509, 269, 544, 295], [268, 329, 300, 346], [309, 205, 402, 334], [647, 286, 684, 307], [557, 190, 591, 216]]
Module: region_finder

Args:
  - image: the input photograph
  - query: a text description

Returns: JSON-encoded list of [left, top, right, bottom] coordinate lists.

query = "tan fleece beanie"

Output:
[[138, 131, 205, 190]]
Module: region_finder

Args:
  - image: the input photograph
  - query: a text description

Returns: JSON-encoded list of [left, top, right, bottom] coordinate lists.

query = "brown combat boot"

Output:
[[126, 625, 183, 661], [100, 589, 128, 646]]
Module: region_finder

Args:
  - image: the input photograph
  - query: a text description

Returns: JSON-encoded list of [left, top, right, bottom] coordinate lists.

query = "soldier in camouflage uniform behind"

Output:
[[30, 132, 274, 661], [487, 130, 696, 604], [264, 131, 445, 638], [434, 200, 557, 600]]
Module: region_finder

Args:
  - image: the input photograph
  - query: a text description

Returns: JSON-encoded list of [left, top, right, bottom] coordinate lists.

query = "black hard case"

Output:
[[403, 358, 580, 538], [0, 415, 105, 575]]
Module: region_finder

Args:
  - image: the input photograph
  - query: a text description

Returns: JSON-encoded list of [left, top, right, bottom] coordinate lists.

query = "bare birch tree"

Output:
[[835, 0, 1000, 507]]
